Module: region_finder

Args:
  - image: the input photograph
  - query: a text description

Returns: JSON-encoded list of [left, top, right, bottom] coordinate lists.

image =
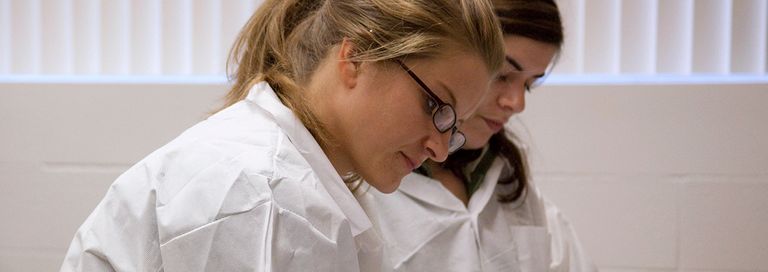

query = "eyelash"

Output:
[[424, 93, 437, 113], [497, 74, 532, 93]]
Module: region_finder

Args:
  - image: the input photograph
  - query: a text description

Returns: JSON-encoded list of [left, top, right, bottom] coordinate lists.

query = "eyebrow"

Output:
[[505, 56, 524, 71], [506, 55, 546, 78]]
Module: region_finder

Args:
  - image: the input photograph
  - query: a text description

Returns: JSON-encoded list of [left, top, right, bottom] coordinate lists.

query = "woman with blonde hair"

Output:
[[358, 0, 598, 271], [60, 0, 505, 271]]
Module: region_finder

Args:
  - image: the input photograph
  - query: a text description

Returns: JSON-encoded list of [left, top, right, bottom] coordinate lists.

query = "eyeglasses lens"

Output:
[[433, 105, 456, 133]]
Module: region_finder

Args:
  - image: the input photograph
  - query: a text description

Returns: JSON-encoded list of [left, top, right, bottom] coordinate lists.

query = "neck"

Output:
[[320, 141, 354, 177], [305, 63, 354, 178]]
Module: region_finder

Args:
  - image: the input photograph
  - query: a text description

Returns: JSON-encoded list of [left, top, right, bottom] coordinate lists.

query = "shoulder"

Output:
[[496, 178, 549, 226], [155, 172, 359, 271], [539, 196, 598, 272], [107, 99, 335, 238]]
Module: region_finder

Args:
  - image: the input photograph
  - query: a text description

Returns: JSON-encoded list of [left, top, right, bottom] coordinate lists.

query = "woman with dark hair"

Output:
[[358, 0, 597, 271]]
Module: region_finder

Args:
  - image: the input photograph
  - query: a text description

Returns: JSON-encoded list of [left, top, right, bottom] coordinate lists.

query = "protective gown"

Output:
[[61, 82, 383, 272], [357, 156, 597, 272]]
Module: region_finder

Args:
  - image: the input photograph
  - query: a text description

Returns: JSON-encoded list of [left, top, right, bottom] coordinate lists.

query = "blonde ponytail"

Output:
[[221, 0, 506, 149]]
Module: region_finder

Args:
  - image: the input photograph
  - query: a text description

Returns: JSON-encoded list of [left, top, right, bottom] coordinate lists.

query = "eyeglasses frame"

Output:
[[394, 59, 466, 152]]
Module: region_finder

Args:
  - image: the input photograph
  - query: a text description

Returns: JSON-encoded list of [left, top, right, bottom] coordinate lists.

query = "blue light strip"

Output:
[[544, 74, 768, 85], [0, 74, 766, 86]]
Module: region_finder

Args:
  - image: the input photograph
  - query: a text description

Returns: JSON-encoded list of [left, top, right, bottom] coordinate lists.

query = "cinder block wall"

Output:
[[0, 82, 226, 271], [522, 83, 768, 272], [1, 81, 766, 271]]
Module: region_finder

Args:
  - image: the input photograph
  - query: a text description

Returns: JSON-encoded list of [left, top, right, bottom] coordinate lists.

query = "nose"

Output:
[[497, 84, 526, 114], [424, 128, 451, 162]]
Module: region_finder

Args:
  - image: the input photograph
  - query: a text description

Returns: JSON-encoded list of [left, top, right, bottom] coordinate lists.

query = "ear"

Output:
[[337, 38, 359, 89]]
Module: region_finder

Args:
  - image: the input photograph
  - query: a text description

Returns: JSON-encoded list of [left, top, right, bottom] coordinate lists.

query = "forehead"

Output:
[[503, 35, 559, 72], [420, 52, 492, 119]]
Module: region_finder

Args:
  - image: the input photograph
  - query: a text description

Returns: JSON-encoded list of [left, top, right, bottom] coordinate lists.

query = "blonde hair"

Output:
[[222, 0, 505, 147]]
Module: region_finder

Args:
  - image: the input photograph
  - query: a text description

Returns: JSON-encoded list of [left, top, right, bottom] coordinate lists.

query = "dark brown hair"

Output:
[[442, 0, 564, 203]]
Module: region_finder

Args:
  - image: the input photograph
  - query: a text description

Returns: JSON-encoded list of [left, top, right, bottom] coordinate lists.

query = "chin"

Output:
[[462, 130, 493, 150], [464, 135, 492, 149], [463, 141, 486, 150], [366, 175, 401, 194]]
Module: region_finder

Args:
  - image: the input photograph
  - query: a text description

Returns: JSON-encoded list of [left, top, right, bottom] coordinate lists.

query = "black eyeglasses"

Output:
[[395, 60, 466, 153]]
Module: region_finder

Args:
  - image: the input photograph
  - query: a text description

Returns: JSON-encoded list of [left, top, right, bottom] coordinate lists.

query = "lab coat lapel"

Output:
[[245, 82, 373, 237], [397, 172, 467, 212], [468, 158, 522, 271], [467, 157, 504, 215]]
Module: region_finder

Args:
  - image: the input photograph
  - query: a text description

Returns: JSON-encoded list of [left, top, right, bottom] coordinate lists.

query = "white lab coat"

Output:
[[357, 157, 597, 272], [61, 82, 383, 272]]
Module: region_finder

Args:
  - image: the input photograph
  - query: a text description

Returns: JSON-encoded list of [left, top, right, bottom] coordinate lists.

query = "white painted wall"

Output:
[[521, 81, 768, 272], [0, 80, 225, 271], [1, 80, 766, 271]]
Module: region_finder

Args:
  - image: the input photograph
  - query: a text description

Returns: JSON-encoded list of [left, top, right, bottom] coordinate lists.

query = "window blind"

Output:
[[0, 0, 765, 76], [1, 0, 261, 75], [556, 0, 766, 75]]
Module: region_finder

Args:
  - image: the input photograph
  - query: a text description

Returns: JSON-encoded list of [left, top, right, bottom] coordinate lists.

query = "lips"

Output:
[[400, 152, 422, 172], [483, 117, 504, 133]]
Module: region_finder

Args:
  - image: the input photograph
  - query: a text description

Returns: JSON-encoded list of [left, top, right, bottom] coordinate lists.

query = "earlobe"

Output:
[[337, 38, 359, 89]]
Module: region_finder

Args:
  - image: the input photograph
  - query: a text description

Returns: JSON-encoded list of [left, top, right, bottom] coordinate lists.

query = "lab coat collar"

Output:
[[398, 157, 505, 214], [397, 172, 467, 212], [245, 82, 373, 236], [466, 157, 504, 215]]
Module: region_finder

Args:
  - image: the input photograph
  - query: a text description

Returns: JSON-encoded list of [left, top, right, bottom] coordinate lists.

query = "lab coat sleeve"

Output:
[[61, 163, 361, 272], [60, 163, 164, 272], [158, 193, 360, 272], [159, 203, 280, 271], [59, 229, 116, 272], [156, 173, 361, 272], [544, 199, 598, 272]]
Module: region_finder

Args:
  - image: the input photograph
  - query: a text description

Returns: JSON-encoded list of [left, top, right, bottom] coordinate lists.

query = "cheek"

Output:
[[391, 94, 433, 134], [473, 80, 511, 115], [460, 118, 491, 148], [480, 91, 501, 112], [367, 99, 427, 148]]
